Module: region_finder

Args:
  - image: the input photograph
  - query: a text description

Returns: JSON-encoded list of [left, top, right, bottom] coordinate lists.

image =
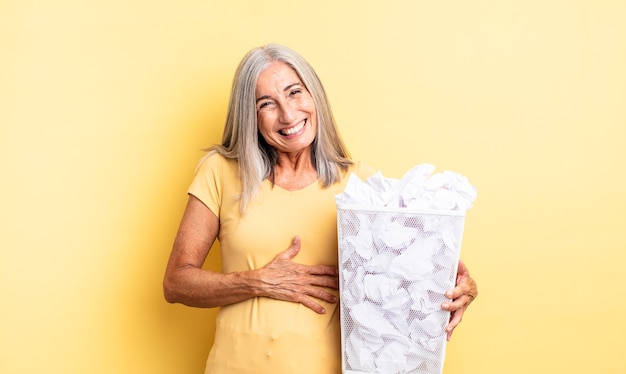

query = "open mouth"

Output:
[[279, 119, 306, 136]]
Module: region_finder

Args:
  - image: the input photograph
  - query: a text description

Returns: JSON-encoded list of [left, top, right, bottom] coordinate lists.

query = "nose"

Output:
[[278, 101, 297, 123]]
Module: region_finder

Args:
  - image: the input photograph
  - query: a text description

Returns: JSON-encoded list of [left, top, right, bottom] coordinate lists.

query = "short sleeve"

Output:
[[187, 153, 224, 218], [353, 160, 377, 180]]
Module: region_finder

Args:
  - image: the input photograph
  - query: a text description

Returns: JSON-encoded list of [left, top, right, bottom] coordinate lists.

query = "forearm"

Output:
[[163, 266, 264, 308]]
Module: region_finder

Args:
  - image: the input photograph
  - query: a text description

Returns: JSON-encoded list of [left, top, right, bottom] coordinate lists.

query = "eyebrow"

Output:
[[255, 82, 301, 104]]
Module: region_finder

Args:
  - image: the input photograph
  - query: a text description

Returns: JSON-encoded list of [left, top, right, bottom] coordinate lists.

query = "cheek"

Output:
[[309, 108, 318, 131], [304, 98, 318, 123], [256, 114, 272, 134]]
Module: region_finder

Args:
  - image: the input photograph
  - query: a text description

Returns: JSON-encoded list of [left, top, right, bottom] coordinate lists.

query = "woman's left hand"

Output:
[[441, 260, 477, 341]]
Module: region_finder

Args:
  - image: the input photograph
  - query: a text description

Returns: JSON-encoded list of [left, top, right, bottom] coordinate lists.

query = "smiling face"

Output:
[[255, 62, 317, 156]]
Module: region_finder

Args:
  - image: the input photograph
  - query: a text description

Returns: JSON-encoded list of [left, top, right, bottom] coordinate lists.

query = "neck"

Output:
[[271, 148, 318, 190]]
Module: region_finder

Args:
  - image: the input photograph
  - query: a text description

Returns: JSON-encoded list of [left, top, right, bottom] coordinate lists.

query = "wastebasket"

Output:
[[337, 204, 467, 374]]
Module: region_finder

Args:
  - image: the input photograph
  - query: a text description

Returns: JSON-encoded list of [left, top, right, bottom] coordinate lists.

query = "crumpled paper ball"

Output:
[[336, 163, 477, 211]]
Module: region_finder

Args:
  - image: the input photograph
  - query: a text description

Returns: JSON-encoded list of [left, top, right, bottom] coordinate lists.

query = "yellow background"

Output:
[[2, 1, 625, 373]]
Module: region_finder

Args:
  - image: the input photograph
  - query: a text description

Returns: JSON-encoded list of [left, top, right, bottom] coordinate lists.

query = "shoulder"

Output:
[[188, 152, 241, 215], [195, 152, 239, 177], [346, 160, 377, 180]]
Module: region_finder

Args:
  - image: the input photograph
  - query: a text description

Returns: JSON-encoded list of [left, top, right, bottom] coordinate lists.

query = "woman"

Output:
[[163, 44, 477, 373]]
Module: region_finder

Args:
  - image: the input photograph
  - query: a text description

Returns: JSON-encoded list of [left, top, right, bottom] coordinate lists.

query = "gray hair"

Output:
[[208, 44, 352, 213]]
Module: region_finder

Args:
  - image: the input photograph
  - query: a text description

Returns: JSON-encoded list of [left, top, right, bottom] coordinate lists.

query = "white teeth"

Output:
[[282, 120, 305, 135]]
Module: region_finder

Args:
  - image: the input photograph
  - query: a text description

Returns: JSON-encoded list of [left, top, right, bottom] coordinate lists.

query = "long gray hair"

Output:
[[208, 44, 353, 213]]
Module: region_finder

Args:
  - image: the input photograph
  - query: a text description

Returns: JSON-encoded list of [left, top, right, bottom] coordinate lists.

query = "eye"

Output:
[[289, 88, 303, 97], [257, 100, 274, 111]]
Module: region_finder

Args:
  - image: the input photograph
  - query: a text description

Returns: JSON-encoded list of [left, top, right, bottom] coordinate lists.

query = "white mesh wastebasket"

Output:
[[337, 204, 467, 374]]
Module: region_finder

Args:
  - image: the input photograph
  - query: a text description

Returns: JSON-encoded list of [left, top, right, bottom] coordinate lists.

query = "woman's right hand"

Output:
[[257, 236, 339, 314]]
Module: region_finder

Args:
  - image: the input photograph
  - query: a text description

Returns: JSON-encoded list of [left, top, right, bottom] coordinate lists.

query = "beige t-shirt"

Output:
[[188, 153, 375, 374]]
